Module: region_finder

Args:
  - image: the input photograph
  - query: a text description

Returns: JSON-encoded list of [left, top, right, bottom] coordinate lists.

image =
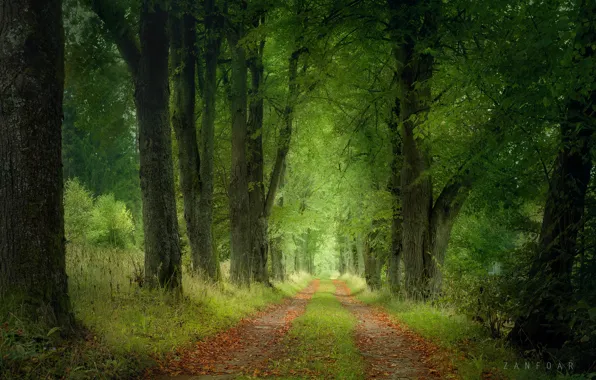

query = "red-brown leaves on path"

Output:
[[333, 280, 457, 380], [148, 280, 319, 379]]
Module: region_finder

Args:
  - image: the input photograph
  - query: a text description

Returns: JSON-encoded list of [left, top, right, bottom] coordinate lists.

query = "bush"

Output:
[[64, 178, 94, 244], [64, 178, 135, 249], [88, 194, 135, 248]]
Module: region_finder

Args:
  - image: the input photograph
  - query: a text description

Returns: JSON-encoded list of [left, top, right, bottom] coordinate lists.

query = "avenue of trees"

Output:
[[1, 0, 595, 371]]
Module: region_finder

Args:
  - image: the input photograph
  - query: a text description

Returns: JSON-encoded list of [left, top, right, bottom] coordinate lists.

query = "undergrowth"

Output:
[[341, 274, 588, 380], [0, 244, 311, 379]]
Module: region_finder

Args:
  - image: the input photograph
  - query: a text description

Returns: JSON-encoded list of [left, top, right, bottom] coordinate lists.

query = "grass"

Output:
[[341, 274, 589, 380], [269, 278, 364, 379], [0, 244, 311, 379]]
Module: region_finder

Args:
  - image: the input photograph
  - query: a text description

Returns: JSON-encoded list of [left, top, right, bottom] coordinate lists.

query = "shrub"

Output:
[[88, 194, 135, 248], [64, 178, 135, 249], [64, 178, 94, 244]]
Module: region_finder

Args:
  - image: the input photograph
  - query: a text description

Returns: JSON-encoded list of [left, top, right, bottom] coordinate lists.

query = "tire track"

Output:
[[333, 279, 445, 380], [150, 279, 319, 379]]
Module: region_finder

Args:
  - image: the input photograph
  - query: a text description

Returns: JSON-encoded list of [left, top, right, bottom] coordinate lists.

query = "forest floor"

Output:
[[151, 279, 452, 379]]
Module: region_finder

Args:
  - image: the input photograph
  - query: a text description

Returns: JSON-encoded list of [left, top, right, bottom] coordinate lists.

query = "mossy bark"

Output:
[[0, 0, 73, 328]]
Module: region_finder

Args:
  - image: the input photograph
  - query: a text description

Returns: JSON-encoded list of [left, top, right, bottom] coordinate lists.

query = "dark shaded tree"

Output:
[[91, 0, 182, 290], [0, 0, 73, 327]]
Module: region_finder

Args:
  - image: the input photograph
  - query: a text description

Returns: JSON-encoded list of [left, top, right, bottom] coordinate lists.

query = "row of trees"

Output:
[[1, 0, 595, 365], [324, 0, 596, 361]]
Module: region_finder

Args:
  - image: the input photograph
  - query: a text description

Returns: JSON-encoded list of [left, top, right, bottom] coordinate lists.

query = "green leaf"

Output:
[[47, 327, 61, 337]]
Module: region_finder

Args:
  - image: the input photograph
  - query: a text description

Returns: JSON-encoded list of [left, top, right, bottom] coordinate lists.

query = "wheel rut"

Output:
[[150, 279, 320, 379], [333, 279, 447, 380]]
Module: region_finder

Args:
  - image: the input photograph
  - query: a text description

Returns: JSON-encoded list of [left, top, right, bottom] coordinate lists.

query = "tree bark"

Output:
[[170, 6, 202, 277], [426, 173, 471, 295], [247, 34, 269, 284], [350, 238, 360, 274], [270, 162, 286, 281], [363, 229, 382, 291], [264, 48, 303, 216], [92, 0, 182, 290], [0, 0, 73, 328], [389, 0, 437, 299], [510, 5, 596, 344], [387, 105, 403, 294], [510, 111, 594, 349], [197, 0, 223, 281], [227, 23, 251, 285], [137, 1, 181, 290]]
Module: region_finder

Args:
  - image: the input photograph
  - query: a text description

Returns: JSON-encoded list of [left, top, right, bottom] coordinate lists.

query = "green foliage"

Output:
[[88, 194, 135, 248], [64, 178, 94, 244], [64, 179, 135, 249]]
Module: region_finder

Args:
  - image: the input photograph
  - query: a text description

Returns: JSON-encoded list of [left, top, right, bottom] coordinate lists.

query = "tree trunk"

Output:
[[197, 0, 222, 280], [427, 177, 470, 296], [351, 238, 359, 274], [270, 238, 285, 281], [510, 1, 595, 350], [171, 7, 202, 276], [389, 0, 437, 299], [363, 231, 382, 291], [137, 1, 181, 290], [510, 115, 593, 349], [0, 0, 73, 328], [247, 37, 269, 284], [91, 0, 182, 291], [387, 110, 402, 293], [228, 32, 251, 285], [270, 162, 287, 281]]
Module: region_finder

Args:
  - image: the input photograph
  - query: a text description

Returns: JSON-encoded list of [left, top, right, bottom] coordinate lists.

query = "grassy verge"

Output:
[[341, 274, 584, 380], [270, 279, 364, 379], [0, 245, 311, 379]]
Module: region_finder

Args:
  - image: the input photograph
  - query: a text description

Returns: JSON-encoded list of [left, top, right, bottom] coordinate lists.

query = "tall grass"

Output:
[[341, 274, 586, 380], [0, 244, 311, 379]]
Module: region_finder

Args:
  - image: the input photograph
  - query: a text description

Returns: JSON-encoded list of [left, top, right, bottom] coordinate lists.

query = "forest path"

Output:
[[333, 280, 446, 379], [151, 279, 451, 379], [151, 279, 320, 379]]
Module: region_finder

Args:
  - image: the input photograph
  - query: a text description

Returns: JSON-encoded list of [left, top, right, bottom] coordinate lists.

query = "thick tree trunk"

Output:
[[510, 118, 593, 349], [389, 0, 437, 299], [510, 1, 595, 350], [91, 0, 182, 291], [400, 111, 432, 299], [0, 0, 73, 328], [197, 0, 223, 281], [228, 33, 251, 285], [247, 39, 269, 284], [387, 109, 403, 294], [137, 1, 181, 290], [171, 8, 203, 276], [270, 162, 287, 282]]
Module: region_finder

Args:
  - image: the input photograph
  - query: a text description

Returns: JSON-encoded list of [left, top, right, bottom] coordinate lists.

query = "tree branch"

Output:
[[91, 0, 141, 77]]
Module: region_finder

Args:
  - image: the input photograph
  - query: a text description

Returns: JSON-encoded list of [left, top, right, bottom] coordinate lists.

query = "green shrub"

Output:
[[64, 178, 94, 244], [64, 178, 135, 249], [88, 194, 135, 248]]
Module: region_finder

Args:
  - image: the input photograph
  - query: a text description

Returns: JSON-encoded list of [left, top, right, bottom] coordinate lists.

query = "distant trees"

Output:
[[0, 0, 73, 328]]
